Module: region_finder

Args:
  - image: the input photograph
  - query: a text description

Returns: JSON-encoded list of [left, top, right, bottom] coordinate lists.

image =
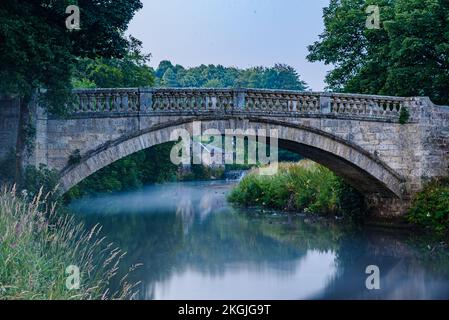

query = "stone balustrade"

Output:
[[70, 88, 419, 121], [72, 88, 140, 113]]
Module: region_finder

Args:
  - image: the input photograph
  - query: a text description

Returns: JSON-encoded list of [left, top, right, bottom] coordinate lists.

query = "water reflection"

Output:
[[69, 181, 449, 300]]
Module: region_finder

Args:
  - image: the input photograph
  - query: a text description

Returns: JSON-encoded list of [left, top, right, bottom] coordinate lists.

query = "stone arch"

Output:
[[59, 117, 405, 198]]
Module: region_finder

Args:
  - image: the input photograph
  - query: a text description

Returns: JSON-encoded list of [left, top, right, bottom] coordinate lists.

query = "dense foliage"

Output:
[[0, 0, 143, 113], [154, 61, 308, 90], [73, 37, 155, 89], [408, 179, 449, 234], [228, 161, 366, 218], [308, 0, 449, 105], [65, 143, 178, 200], [0, 0, 144, 182]]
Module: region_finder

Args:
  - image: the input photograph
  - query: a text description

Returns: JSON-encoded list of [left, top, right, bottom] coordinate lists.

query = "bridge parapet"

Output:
[[70, 88, 422, 122]]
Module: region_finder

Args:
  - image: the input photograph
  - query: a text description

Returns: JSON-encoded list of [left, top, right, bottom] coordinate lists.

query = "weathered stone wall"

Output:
[[419, 99, 449, 183], [0, 97, 19, 161]]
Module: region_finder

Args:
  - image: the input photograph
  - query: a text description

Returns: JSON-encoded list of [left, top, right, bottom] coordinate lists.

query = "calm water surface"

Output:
[[69, 181, 449, 300]]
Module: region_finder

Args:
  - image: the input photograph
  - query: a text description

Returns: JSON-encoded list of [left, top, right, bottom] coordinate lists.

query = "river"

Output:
[[69, 180, 449, 300]]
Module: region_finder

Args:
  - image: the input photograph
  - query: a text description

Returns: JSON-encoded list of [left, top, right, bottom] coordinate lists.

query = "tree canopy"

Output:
[[307, 0, 449, 105], [0, 0, 143, 113], [73, 37, 155, 88], [154, 61, 308, 91]]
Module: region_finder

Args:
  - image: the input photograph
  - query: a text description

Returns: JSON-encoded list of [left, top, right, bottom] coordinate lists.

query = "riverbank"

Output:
[[228, 161, 449, 236], [0, 187, 137, 300]]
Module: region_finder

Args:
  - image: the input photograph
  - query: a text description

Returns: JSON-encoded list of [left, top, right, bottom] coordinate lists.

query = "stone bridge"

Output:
[[23, 88, 449, 216]]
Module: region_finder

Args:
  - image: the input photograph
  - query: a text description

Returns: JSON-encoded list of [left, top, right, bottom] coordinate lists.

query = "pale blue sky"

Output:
[[127, 0, 331, 91]]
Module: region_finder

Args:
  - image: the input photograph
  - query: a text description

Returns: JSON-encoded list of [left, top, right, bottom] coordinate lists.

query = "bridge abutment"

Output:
[[366, 195, 412, 218]]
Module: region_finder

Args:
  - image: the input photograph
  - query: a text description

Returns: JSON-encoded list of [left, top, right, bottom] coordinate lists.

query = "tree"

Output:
[[155, 60, 175, 79], [154, 61, 308, 91], [262, 64, 308, 90], [160, 68, 179, 87], [382, 0, 449, 103], [307, 0, 449, 105], [0, 0, 143, 181]]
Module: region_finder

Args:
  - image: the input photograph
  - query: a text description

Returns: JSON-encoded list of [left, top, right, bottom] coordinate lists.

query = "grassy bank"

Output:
[[228, 161, 366, 218], [0, 187, 137, 300]]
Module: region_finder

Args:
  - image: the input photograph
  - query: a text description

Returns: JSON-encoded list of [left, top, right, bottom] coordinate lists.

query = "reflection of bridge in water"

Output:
[[175, 182, 229, 235], [19, 88, 449, 216]]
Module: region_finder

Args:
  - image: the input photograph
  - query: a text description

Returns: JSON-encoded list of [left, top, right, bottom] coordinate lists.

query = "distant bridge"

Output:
[[20, 88, 449, 216]]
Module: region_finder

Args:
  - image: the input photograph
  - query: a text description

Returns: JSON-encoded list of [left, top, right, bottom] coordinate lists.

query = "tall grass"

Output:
[[0, 186, 139, 300], [228, 160, 366, 217]]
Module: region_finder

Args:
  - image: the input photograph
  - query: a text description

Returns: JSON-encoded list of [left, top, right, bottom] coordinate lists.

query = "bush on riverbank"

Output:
[[228, 161, 366, 218], [0, 187, 137, 300], [179, 165, 225, 181], [408, 179, 449, 234]]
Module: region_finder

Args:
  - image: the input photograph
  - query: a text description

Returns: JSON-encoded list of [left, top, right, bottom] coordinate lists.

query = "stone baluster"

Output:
[[178, 92, 185, 110], [297, 96, 304, 113], [370, 99, 378, 116], [392, 100, 400, 115], [103, 92, 110, 112], [167, 92, 173, 110], [359, 98, 367, 115], [385, 100, 392, 116], [112, 92, 119, 112], [96, 92, 103, 111], [200, 92, 207, 110], [79, 93, 84, 112], [253, 94, 259, 111], [274, 95, 281, 112], [175, 92, 181, 110], [329, 97, 336, 114], [288, 95, 295, 112], [312, 96, 320, 113], [380, 99, 387, 116], [132, 91, 140, 112]]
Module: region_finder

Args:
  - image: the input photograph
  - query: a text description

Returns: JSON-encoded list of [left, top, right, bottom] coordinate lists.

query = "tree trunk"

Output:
[[15, 96, 31, 185]]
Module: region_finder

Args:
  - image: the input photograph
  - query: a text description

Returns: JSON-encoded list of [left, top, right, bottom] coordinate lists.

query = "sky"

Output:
[[127, 0, 331, 91]]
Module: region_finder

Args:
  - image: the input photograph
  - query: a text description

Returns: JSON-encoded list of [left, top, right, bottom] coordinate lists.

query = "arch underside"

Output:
[[59, 118, 405, 198]]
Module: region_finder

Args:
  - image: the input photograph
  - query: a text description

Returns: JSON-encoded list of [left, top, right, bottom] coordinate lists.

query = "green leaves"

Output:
[[308, 0, 449, 105], [0, 0, 143, 113], [408, 179, 449, 234], [228, 161, 366, 217], [154, 62, 308, 90], [399, 106, 410, 124], [72, 36, 155, 89]]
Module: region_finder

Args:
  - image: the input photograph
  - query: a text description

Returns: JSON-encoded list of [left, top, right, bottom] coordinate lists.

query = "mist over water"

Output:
[[70, 181, 231, 216], [69, 181, 449, 300]]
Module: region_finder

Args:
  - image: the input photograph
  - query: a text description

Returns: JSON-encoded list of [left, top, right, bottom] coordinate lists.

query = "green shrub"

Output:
[[228, 161, 366, 217], [0, 149, 16, 184], [23, 165, 60, 204], [180, 165, 225, 181], [68, 149, 82, 166], [399, 107, 410, 124], [335, 178, 367, 219], [408, 179, 449, 234]]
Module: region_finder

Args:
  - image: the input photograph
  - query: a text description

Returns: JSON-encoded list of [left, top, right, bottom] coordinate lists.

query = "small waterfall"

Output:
[[238, 170, 247, 181], [225, 170, 248, 181]]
